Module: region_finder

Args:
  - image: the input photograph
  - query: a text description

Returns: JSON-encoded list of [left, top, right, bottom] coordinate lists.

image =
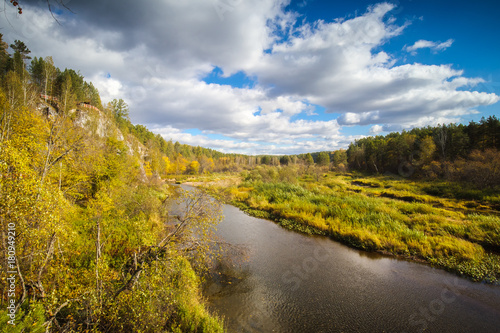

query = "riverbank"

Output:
[[204, 194, 500, 333], [202, 170, 500, 283]]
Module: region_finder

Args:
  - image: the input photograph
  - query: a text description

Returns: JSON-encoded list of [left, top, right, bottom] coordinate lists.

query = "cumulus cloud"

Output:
[[248, 6, 497, 130], [369, 125, 384, 134], [2, 1, 497, 155], [133, 78, 340, 142], [404, 39, 454, 54]]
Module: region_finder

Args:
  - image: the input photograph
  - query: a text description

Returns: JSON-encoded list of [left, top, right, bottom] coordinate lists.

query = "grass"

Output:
[[208, 172, 500, 283]]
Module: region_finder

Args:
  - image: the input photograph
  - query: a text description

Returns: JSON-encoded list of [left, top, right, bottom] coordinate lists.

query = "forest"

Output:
[[1, 35, 499, 332], [0, 37, 225, 332]]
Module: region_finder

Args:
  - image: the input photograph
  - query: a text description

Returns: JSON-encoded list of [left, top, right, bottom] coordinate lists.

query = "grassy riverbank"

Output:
[[203, 168, 500, 283]]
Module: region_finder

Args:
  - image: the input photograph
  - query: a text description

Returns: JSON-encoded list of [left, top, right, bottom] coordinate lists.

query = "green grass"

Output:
[[210, 172, 500, 283]]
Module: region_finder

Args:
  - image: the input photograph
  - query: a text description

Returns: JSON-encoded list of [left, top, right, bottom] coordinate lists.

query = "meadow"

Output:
[[196, 167, 500, 283]]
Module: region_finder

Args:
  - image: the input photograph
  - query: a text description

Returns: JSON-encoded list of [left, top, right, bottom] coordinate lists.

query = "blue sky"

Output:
[[4, 0, 499, 154]]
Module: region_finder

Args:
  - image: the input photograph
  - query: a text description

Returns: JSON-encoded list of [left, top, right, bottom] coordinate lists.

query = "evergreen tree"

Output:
[[0, 34, 9, 74], [10, 40, 31, 62], [304, 153, 314, 166], [110, 98, 129, 121], [317, 152, 330, 166]]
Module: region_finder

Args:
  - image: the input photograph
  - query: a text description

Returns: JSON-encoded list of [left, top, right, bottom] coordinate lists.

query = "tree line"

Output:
[[345, 118, 500, 187]]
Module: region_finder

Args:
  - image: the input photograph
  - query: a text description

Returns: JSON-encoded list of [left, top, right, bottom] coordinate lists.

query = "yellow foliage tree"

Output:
[[162, 156, 172, 175], [144, 161, 153, 178], [188, 160, 200, 175]]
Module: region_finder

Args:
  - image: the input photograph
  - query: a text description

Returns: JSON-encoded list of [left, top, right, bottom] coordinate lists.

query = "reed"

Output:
[[209, 172, 500, 283]]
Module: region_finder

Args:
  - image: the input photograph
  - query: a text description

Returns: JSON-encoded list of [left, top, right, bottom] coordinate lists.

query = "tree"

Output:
[[188, 160, 200, 174], [0, 33, 9, 74], [448, 124, 469, 159], [83, 81, 103, 109], [162, 156, 172, 175], [317, 152, 330, 166], [347, 144, 365, 170], [58, 69, 85, 101], [199, 155, 215, 174], [2, 71, 23, 114], [10, 40, 30, 78], [10, 40, 31, 63], [42, 56, 56, 99], [30, 56, 44, 87], [419, 136, 436, 164], [113, 188, 223, 298], [436, 125, 447, 159], [261, 155, 271, 165], [304, 153, 314, 166], [59, 71, 76, 112], [280, 155, 291, 166], [110, 98, 129, 125], [332, 149, 347, 171]]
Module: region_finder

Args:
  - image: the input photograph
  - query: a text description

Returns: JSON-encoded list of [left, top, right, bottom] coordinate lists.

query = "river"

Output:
[[179, 186, 500, 332]]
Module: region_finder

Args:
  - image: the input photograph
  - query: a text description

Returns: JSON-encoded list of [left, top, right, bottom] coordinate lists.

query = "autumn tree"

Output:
[[188, 160, 200, 174], [419, 136, 436, 164], [42, 56, 57, 99], [304, 153, 314, 166], [59, 71, 76, 112], [317, 152, 330, 166]]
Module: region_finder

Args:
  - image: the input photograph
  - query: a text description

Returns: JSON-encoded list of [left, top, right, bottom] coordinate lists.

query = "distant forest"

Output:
[[345, 117, 500, 187], [2, 35, 499, 185]]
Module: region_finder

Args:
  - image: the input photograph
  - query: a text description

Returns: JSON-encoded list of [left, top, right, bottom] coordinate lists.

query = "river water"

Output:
[[178, 186, 500, 332]]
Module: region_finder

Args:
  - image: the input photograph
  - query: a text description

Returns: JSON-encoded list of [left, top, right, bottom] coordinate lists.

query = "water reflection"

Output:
[[174, 187, 500, 333]]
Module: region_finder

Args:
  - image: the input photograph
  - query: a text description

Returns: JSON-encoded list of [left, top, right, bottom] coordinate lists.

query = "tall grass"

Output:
[[213, 173, 500, 283]]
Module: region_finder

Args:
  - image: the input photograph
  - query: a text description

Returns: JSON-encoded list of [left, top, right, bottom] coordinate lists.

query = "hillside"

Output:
[[0, 44, 224, 331]]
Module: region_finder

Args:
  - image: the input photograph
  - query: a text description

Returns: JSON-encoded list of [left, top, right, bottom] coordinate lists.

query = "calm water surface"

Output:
[[180, 187, 500, 333]]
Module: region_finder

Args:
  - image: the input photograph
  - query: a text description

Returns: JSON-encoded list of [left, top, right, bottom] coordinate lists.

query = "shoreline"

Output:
[[186, 179, 500, 285]]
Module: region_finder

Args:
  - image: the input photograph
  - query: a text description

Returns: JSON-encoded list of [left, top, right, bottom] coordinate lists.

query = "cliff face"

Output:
[[73, 108, 124, 141], [37, 99, 151, 181]]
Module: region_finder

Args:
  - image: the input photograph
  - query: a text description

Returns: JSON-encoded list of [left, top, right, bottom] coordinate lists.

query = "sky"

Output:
[[2, 0, 499, 155]]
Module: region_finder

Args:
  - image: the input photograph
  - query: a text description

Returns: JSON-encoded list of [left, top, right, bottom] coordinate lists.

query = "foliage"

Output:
[[0, 45, 223, 332], [345, 117, 500, 186], [210, 171, 500, 283]]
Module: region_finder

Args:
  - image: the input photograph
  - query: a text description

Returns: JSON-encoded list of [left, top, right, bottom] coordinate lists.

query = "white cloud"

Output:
[[130, 78, 341, 150], [404, 39, 454, 54], [1, 1, 497, 155], [369, 125, 384, 134], [245, 6, 497, 129]]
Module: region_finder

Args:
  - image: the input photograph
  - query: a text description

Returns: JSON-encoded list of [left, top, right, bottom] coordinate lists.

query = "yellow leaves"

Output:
[[0, 73, 227, 329], [90, 190, 114, 214], [144, 161, 153, 177], [420, 135, 437, 163], [188, 160, 200, 175], [167, 154, 189, 175], [162, 156, 171, 175]]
